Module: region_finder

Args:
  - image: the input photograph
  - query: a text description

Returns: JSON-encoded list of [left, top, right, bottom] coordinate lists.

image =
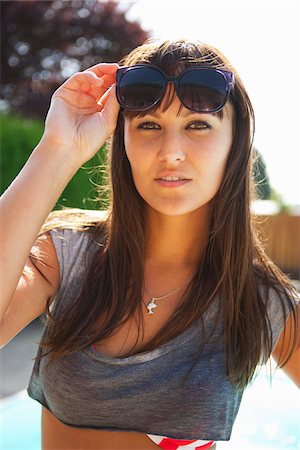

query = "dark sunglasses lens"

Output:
[[119, 68, 165, 109], [178, 70, 228, 112]]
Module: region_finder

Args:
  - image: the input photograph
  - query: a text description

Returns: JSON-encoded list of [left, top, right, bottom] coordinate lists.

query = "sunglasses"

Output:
[[116, 64, 235, 113]]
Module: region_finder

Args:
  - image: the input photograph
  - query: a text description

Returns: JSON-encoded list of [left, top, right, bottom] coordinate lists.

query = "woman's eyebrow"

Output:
[[130, 109, 224, 120], [177, 110, 223, 120]]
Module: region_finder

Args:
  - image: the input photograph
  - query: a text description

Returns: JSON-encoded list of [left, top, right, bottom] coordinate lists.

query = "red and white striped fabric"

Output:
[[147, 434, 215, 450]]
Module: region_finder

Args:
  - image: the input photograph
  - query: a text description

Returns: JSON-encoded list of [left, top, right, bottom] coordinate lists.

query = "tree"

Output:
[[0, 0, 149, 119]]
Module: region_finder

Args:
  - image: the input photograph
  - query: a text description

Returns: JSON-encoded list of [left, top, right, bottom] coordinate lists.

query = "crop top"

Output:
[[27, 227, 294, 442]]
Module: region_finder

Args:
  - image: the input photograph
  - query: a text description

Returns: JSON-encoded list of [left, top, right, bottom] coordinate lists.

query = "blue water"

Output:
[[0, 390, 41, 450], [0, 368, 299, 450]]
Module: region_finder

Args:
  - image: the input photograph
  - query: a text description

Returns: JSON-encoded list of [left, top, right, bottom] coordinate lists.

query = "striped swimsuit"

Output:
[[147, 434, 215, 449]]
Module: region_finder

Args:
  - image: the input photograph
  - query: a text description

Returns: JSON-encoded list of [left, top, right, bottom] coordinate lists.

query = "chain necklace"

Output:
[[143, 276, 194, 315]]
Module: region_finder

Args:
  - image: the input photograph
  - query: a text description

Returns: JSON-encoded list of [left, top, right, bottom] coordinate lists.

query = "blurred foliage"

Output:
[[0, 113, 109, 209], [269, 188, 292, 213], [252, 148, 271, 200], [0, 0, 149, 119]]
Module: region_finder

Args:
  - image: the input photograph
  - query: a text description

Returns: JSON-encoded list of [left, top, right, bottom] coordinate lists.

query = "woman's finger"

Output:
[[53, 89, 103, 112], [58, 71, 117, 103], [83, 62, 119, 77], [57, 71, 104, 94], [98, 86, 112, 107], [62, 70, 115, 92], [54, 66, 119, 106], [98, 84, 120, 135]]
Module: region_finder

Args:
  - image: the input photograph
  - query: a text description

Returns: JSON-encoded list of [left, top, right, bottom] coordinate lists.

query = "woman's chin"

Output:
[[145, 201, 210, 218]]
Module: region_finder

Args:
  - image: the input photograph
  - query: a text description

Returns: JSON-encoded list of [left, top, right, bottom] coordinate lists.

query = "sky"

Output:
[[119, 0, 300, 205]]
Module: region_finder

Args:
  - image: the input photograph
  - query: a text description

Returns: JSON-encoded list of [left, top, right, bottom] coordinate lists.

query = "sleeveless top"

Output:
[[27, 227, 294, 441]]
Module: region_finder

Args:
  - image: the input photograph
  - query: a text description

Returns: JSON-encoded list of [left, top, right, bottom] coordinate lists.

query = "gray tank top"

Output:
[[27, 228, 291, 441]]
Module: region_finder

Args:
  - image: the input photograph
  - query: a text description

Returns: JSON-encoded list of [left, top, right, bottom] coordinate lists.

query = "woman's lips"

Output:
[[154, 176, 191, 188]]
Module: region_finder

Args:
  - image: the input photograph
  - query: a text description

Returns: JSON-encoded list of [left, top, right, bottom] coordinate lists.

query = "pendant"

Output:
[[146, 299, 157, 315]]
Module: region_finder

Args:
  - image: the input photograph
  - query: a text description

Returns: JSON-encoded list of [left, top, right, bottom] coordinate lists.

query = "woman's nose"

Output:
[[158, 131, 186, 163]]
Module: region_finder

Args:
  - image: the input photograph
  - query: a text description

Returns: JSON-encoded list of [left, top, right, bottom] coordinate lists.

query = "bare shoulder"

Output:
[[0, 208, 109, 348], [272, 297, 300, 387], [42, 208, 109, 230], [0, 232, 60, 348]]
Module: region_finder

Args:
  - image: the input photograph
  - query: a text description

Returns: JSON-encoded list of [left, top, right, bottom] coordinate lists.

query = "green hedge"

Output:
[[0, 113, 109, 210]]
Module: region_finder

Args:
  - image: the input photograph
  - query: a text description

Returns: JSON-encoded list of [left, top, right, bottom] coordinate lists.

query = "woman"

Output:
[[0, 39, 299, 450]]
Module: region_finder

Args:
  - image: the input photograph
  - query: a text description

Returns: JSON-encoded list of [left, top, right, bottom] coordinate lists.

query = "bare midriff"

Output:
[[42, 407, 217, 450], [42, 406, 160, 450]]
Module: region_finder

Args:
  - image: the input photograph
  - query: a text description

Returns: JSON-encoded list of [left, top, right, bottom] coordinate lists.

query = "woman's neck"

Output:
[[144, 206, 210, 270]]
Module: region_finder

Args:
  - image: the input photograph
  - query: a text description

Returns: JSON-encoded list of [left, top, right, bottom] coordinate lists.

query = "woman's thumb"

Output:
[[99, 84, 120, 135]]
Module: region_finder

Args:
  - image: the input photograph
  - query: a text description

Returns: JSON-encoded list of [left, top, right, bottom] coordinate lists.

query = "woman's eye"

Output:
[[187, 121, 212, 130], [136, 120, 211, 130], [137, 122, 160, 130]]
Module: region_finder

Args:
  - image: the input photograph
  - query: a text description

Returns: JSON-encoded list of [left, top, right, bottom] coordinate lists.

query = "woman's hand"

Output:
[[42, 63, 120, 167]]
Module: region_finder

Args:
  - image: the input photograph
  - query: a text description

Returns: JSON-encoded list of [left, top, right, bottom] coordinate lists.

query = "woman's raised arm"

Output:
[[0, 63, 120, 326]]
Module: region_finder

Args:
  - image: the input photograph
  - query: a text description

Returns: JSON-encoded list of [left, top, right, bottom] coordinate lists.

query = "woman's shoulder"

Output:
[[38, 208, 109, 269], [35, 209, 108, 294], [255, 272, 299, 340], [41, 207, 109, 233]]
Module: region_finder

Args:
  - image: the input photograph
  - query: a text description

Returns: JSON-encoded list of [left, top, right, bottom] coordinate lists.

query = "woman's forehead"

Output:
[[124, 97, 233, 123]]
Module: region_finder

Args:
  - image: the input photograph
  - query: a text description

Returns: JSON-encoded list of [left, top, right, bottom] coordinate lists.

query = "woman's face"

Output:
[[124, 93, 234, 218]]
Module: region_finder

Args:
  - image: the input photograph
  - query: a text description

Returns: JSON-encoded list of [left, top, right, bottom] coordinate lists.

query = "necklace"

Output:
[[143, 276, 193, 315]]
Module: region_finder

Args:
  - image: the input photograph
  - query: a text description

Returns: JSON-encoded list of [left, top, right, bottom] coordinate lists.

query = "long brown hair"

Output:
[[33, 39, 298, 388]]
